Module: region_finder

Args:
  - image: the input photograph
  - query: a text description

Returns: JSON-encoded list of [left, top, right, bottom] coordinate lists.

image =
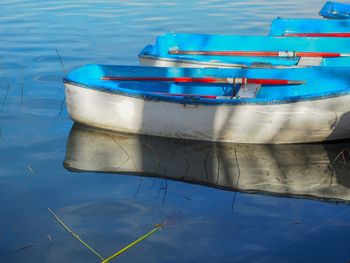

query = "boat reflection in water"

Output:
[[64, 123, 350, 203]]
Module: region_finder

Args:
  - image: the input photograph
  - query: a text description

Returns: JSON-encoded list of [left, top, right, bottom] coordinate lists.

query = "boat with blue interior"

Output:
[[320, 1, 350, 19], [138, 33, 350, 68], [64, 64, 350, 144]]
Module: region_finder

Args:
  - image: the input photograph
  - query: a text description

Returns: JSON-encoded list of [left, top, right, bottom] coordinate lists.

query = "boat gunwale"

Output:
[[269, 17, 350, 37], [138, 54, 304, 69]]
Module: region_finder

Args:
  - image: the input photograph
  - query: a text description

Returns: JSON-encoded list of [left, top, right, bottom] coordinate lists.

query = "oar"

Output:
[[284, 33, 350, 37], [101, 77, 305, 85], [168, 50, 350, 58]]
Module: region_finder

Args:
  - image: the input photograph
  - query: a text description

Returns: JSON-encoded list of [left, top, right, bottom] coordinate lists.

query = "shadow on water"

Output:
[[325, 111, 350, 189], [64, 123, 350, 204]]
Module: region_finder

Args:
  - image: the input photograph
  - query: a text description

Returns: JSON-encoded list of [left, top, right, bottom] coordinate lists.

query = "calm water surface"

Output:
[[1, 0, 350, 262]]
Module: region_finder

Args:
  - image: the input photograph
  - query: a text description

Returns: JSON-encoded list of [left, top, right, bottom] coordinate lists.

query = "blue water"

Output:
[[1, 0, 350, 262]]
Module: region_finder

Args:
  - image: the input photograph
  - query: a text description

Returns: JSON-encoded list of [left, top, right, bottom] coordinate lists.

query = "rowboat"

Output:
[[64, 123, 350, 203], [138, 33, 350, 68], [64, 64, 350, 144], [269, 17, 350, 37], [320, 1, 350, 19]]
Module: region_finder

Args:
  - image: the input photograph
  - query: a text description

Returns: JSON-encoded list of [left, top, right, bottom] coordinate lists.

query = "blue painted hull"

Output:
[[64, 64, 350, 104], [139, 33, 350, 67], [269, 18, 350, 36], [320, 1, 350, 19]]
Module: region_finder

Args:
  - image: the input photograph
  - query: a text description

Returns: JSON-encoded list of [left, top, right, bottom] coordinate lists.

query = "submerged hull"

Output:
[[65, 82, 350, 144]]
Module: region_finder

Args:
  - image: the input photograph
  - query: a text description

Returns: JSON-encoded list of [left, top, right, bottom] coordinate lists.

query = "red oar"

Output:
[[168, 49, 350, 58], [284, 33, 350, 37], [101, 76, 304, 85]]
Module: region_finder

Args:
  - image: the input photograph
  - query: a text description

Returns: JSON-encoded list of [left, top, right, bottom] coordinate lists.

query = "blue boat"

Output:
[[64, 64, 350, 144], [269, 17, 350, 37], [138, 33, 350, 68], [320, 1, 350, 19]]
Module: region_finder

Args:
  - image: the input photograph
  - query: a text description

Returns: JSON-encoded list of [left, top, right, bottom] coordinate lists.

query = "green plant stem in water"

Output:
[[101, 224, 162, 263], [48, 208, 105, 261]]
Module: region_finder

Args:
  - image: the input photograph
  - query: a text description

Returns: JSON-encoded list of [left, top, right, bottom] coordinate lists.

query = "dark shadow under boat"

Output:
[[64, 123, 350, 204]]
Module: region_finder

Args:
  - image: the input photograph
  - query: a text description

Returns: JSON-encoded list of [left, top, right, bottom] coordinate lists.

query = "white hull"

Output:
[[65, 83, 350, 144]]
